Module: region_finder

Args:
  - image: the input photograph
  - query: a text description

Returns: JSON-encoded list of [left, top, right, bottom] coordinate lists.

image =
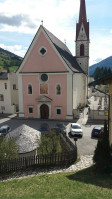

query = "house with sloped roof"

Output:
[[6, 124, 41, 157], [17, 0, 89, 120]]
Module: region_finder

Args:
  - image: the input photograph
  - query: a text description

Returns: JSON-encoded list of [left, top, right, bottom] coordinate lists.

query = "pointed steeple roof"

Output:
[[79, 0, 87, 23], [76, 0, 89, 40]]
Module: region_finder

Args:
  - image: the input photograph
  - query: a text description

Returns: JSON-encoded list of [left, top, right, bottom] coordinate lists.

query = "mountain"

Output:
[[0, 47, 23, 72], [89, 56, 112, 76]]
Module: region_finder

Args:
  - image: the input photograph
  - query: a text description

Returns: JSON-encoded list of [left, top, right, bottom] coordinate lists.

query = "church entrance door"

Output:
[[40, 104, 49, 119]]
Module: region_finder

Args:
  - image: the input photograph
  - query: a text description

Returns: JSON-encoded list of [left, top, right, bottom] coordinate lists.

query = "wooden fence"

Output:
[[0, 150, 77, 173], [0, 132, 77, 173]]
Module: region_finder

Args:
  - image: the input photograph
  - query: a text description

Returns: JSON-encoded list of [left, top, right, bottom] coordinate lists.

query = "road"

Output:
[[0, 117, 100, 156], [66, 123, 98, 156]]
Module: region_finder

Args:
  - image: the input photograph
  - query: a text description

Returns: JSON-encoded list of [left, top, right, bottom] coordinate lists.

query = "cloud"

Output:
[[0, 0, 79, 32], [0, 43, 26, 57], [93, 58, 103, 64], [0, 14, 36, 28], [90, 32, 112, 66]]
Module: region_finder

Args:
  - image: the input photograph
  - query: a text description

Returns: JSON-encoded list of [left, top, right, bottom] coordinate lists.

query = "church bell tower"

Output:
[[76, 0, 89, 75]]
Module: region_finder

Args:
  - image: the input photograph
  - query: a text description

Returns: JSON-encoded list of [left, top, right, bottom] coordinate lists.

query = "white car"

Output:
[[70, 123, 83, 138]]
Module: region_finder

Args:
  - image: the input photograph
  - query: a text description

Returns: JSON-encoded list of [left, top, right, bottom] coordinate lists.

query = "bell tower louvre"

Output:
[[76, 0, 89, 75]]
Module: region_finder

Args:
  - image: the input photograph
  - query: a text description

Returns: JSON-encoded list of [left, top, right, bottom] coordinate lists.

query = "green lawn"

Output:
[[0, 166, 112, 199]]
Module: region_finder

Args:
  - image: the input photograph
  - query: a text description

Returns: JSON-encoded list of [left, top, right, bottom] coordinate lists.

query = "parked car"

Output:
[[0, 125, 11, 136], [70, 123, 83, 138], [55, 123, 66, 134], [39, 123, 50, 134], [91, 126, 104, 138]]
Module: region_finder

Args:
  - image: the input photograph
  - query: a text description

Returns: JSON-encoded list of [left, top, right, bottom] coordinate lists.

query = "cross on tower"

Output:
[[41, 20, 43, 26]]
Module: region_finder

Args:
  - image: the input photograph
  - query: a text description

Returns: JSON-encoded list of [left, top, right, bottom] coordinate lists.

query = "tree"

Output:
[[108, 67, 111, 75], [93, 67, 101, 80], [93, 67, 112, 80], [0, 136, 18, 161], [93, 121, 112, 173]]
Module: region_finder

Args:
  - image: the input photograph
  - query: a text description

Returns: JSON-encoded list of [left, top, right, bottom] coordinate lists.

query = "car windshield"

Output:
[[72, 125, 81, 129], [94, 127, 103, 131], [56, 124, 65, 129], [0, 129, 6, 133], [40, 124, 49, 131]]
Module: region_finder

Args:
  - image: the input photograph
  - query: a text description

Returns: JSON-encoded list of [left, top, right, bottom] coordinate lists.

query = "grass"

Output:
[[0, 166, 112, 199]]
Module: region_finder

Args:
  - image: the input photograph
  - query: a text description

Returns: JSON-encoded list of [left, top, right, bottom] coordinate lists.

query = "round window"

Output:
[[41, 74, 48, 82]]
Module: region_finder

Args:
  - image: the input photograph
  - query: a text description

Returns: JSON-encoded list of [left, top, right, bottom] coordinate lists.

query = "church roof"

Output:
[[42, 26, 85, 74]]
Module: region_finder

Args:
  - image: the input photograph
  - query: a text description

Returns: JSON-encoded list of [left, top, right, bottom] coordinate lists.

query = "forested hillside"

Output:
[[89, 56, 112, 76], [92, 67, 112, 80], [0, 47, 23, 72]]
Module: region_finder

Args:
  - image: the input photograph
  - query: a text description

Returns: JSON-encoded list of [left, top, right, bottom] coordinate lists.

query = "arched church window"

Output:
[[56, 84, 61, 95], [80, 44, 84, 56], [28, 84, 32, 94]]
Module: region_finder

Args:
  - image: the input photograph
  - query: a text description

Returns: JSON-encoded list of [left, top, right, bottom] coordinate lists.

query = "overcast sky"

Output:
[[0, 0, 112, 66]]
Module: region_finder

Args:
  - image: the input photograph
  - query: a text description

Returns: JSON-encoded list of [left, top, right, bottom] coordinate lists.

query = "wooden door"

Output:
[[40, 104, 49, 119]]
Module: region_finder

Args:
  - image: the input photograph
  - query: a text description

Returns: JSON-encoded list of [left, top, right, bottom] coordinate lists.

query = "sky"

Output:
[[0, 0, 112, 66]]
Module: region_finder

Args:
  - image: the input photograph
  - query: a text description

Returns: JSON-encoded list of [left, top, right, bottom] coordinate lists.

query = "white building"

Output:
[[0, 72, 19, 114]]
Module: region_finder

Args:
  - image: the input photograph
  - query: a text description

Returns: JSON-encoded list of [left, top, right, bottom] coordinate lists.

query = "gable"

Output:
[[19, 29, 69, 73], [77, 23, 87, 41]]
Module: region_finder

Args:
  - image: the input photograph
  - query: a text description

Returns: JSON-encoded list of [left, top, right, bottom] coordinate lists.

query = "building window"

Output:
[[56, 107, 62, 115], [13, 84, 16, 90], [0, 94, 4, 101], [39, 47, 47, 56], [41, 74, 48, 82], [28, 106, 33, 114], [4, 83, 7, 90], [1, 106, 5, 111], [80, 44, 84, 56], [28, 84, 32, 94], [56, 84, 61, 95], [40, 48, 46, 55]]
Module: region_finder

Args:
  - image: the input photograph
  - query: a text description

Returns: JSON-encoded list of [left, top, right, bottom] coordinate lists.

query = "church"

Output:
[[17, 0, 89, 120]]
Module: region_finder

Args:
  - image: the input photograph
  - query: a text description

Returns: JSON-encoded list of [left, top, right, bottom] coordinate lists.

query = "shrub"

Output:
[[38, 130, 62, 155], [93, 121, 112, 173], [0, 136, 18, 160]]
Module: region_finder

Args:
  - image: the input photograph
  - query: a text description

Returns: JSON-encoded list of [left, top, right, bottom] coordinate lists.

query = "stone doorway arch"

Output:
[[40, 104, 49, 119]]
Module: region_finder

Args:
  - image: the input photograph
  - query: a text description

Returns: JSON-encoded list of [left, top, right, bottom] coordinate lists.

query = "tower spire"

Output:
[[76, 0, 89, 40], [75, 0, 89, 75], [79, 0, 87, 23]]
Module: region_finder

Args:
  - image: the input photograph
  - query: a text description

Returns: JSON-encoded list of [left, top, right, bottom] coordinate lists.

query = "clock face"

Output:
[[41, 74, 48, 82]]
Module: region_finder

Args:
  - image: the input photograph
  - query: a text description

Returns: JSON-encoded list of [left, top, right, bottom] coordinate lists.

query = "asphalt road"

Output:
[[0, 117, 100, 156], [66, 123, 98, 156]]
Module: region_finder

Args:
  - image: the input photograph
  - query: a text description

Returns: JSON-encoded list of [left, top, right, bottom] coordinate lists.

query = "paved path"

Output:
[[0, 155, 94, 182]]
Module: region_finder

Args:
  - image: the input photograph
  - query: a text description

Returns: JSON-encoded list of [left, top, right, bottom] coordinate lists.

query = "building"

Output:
[[0, 72, 19, 114], [17, 0, 89, 120], [89, 73, 112, 146], [6, 124, 41, 158]]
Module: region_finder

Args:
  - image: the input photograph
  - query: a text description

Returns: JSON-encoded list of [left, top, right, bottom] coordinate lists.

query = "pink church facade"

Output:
[[17, 0, 89, 120]]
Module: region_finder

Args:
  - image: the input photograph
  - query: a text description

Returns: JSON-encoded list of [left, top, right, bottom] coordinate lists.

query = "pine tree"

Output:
[[93, 121, 112, 173]]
